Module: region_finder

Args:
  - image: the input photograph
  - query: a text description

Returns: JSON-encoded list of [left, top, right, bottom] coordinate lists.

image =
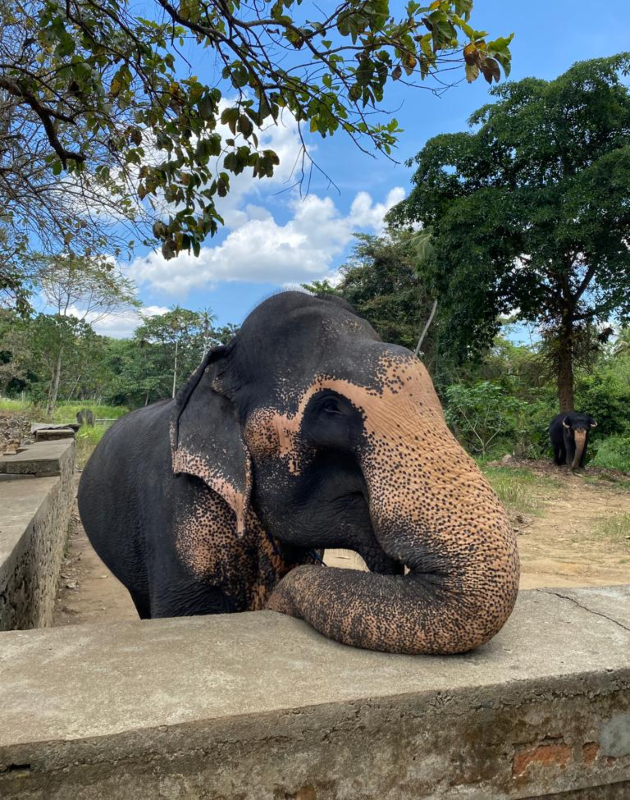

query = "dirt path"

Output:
[[54, 466, 629, 627], [53, 507, 137, 627], [331, 468, 630, 586], [516, 471, 630, 589]]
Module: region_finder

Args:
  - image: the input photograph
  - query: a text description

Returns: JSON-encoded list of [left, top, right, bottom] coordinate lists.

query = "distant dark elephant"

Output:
[[78, 292, 519, 655], [549, 412, 597, 469], [76, 408, 95, 427]]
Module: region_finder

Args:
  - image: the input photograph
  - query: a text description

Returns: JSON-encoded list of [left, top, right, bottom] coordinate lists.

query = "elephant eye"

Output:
[[320, 398, 343, 416]]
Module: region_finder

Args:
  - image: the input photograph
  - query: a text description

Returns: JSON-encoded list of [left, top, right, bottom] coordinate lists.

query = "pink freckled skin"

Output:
[[79, 291, 519, 651]]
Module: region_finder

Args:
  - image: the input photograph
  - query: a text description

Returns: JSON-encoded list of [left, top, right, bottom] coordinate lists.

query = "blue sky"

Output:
[[92, 0, 630, 337]]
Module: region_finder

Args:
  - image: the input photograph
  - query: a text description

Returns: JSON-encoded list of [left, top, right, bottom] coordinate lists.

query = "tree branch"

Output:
[[0, 76, 85, 167]]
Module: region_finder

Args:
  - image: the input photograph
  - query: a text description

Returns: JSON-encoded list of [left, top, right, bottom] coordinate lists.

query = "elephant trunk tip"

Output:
[[572, 431, 587, 470]]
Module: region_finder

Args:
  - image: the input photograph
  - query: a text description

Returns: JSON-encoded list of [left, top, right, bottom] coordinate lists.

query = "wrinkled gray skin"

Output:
[[79, 292, 520, 654]]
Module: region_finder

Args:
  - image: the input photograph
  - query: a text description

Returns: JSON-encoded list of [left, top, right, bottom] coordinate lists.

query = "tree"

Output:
[[136, 307, 215, 399], [102, 337, 169, 408], [1, 0, 513, 263], [24, 313, 89, 409], [304, 230, 436, 356], [0, 0, 142, 262], [35, 253, 139, 415], [0, 223, 31, 314], [0, 308, 30, 393], [389, 54, 630, 412]]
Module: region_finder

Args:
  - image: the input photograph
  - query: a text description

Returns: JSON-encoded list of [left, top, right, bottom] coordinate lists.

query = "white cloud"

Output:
[[129, 186, 405, 295], [348, 187, 406, 232], [81, 305, 170, 339], [117, 104, 406, 298], [213, 111, 311, 229]]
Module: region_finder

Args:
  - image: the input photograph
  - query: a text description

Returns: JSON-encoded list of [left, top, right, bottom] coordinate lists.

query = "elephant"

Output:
[[78, 292, 519, 655], [549, 412, 597, 470]]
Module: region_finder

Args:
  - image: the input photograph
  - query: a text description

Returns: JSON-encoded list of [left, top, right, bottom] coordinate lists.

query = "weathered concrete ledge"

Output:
[[0, 440, 75, 630], [1, 585, 629, 799], [0, 438, 74, 477]]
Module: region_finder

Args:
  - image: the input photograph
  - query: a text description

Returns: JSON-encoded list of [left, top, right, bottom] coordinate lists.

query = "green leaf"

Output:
[[198, 94, 216, 120]]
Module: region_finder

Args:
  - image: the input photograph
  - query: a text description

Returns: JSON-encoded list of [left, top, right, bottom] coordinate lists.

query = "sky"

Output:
[[87, 0, 630, 338]]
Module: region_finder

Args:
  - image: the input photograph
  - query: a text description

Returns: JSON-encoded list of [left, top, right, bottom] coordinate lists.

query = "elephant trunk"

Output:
[[572, 430, 587, 470], [267, 360, 519, 655]]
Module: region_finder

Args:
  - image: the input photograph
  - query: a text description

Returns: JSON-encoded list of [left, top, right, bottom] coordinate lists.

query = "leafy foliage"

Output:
[[304, 230, 436, 355], [591, 437, 630, 474], [1, 302, 240, 411], [0, 226, 32, 314], [22, 314, 103, 412], [104, 310, 239, 407], [443, 380, 528, 456], [1, 0, 512, 261], [389, 53, 630, 411], [0, 1, 144, 261]]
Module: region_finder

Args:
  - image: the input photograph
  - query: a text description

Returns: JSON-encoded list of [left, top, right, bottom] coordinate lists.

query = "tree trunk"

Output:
[[414, 299, 438, 358], [172, 337, 179, 398], [68, 372, 82, 400], [556, 314, 574, 413], [47, 349, 63, 419]]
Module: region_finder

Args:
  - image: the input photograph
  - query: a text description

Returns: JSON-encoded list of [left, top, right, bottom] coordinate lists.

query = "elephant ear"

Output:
[[171, 347, 251, 538]]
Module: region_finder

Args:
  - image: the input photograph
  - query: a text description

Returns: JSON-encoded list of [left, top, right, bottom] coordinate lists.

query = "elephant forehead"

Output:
[[243, 355, 446, 464]]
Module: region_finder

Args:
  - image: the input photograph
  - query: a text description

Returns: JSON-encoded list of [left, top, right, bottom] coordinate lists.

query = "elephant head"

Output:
[[172, 292, 519, 654], [562, 413, 597, 470]]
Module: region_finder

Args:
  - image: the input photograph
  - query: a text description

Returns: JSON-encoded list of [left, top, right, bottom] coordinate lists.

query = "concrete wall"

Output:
[[0, 440, 75, 630], [0, 586, 628, 799]]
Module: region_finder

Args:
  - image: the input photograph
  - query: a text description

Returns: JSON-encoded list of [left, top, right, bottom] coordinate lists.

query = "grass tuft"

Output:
[[482, 466, 561, 516], [75, 425, 108, 470], [596, 513, 630, 544]]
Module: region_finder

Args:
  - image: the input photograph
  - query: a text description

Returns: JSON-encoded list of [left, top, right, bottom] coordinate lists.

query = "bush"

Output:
[[444, 381, 530, 457], [511, 398, 558, 459], [590, 436, 630, 473], [575, 363, 630, 438]]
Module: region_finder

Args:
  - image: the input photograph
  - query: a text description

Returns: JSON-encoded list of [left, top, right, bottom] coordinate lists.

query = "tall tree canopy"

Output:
[[389, 53, 630, 412], [304, 230, 436, 356], [1, 0, 514, 262]]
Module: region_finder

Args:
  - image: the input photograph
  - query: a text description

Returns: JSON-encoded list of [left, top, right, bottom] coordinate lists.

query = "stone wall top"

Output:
[[0, 586, 629, 798], [1, 586, 629, 745], [0, 439, 75, 477]]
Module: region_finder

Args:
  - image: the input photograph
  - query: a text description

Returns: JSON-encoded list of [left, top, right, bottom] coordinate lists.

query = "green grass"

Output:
[[1, 396, 126, 468], [482, 466, 561, 516], [0, 397, 29, 412], [75, 425, 108, 470], [0, 397, 128, 423], [590, 436, 630, 474], [595, 513, 630, 544], [50, 402, 128, 423]]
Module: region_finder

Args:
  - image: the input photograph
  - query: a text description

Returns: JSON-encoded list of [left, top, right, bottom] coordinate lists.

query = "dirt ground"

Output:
[[500, 460, 630, 589], [53, 508, 138, 626], [53, 464, 630, 627]]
